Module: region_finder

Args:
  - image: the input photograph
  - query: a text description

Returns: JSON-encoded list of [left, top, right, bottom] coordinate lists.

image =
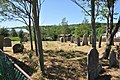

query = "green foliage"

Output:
[[8, 37, 20, 41], [10, 28, 18, 37], [96, 27, 106, 38], [0, 27, 9, 37], [18, 29, 24, 39], [40, 22, 106, 40], [74, 24, 90, 37]]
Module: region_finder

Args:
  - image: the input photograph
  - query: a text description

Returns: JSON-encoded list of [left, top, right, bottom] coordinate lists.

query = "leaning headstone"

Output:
[[77, 37, 80, 46], [13, 44, 24, 53], [98, 35, 102, 48], [82, 34, 88, 46], [109, 49, 118, 67], [87, 48, 99, 80], [60, 37, 64, 42], [0, 35, 4, 51], [70, 36, 74, 43], [4, 38, 12, 47], [89, 35, 92, 44]]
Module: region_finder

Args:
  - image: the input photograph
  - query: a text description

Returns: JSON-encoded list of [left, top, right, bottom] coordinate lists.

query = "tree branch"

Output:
[[71, 0, 91, 16]]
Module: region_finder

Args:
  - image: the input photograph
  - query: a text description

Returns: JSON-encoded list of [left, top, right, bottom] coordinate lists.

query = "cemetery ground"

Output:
[[4, 41, 120, 80]]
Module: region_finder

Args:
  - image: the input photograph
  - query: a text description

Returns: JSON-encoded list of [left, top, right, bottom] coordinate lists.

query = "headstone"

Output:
[[4, 38, 12, 47], [98, 35, 102, 48], [21, 37, 28, 42], [77, 37, 80, 46], [109, 49, 118, 67], [0, 35, 4, 51], [87, 48, 99, 80], [13, 44, 24, 53], [89, 35, 92, 44], [70, 36, 74, 43], [64, 37, 67, 42], [60, 37, 64, 42], [82, 34, 88, 46]]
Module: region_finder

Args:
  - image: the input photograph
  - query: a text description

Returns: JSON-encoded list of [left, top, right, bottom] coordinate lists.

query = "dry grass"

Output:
[[4, 41, 120, 80]]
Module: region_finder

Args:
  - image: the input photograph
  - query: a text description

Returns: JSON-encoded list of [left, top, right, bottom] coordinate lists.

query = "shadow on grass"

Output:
[[44, 50, 87, 79], [96, 75, 112, 80], [6, 54, 35, 76]]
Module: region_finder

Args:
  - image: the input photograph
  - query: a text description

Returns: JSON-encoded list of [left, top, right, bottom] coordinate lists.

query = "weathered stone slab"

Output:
[[87, 48, 99, 80], [109, 49, 118, 67], [64, 37, 67, 42], [70, 36, 74, 43], [13, 44, 24, 53], [4, 38, 12, 47], [0, 35, 4, 51], [77, 37, 80, 46], [60, 37, 64, 42], [21, 37, 28, 42], [82, 34, 88, 46], [98, 35, 102, 48], [89, 35, 92, 44]]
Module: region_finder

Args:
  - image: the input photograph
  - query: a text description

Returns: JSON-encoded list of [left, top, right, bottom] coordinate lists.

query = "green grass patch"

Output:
[[7, 37, 20, 41]]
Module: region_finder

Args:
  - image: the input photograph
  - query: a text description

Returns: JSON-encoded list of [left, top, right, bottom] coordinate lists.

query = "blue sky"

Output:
[[0, 0, 120, 28]]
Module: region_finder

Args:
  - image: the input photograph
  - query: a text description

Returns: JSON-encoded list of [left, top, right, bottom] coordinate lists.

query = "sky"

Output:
[[0, 0, 120, 28]]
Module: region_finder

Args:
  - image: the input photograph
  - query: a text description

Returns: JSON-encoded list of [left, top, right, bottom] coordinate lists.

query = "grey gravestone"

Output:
[[13, 44, 24, 53], [4, 38, 12, 47], [64, 37, 67, 42], [89, 35, 92, 44], [87, 48, 99, 80], [98, 35, 102, 48], [70, 36, 74, 43], [109, 49, 118, 67], [0, 35, 4, 51], [21, 37, 28, 42], [77, 37, 80, 46], [60, 37, 64, 42], [82, 34, 88, 46]]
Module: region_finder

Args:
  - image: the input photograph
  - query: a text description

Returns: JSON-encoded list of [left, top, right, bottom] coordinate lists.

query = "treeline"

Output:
[[0, 22, 106, 41], [0, 28, 26, 41], [40, 22, 106, 40]]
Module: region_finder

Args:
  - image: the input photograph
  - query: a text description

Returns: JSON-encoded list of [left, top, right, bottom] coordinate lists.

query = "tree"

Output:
[[31, 0, 45, 74], [60, 17, 69, 35], [0, 0, 34, 51], [0, 27, 9, 37], [74, 24, 90, 37], [18, 29, 24, 43], [11, 28, 18, 37], [101, 0, 120, 59]]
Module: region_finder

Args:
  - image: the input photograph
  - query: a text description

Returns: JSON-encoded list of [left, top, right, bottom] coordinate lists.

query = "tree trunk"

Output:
[[103, 16, 120, 59], [33, 26, 38, 56], [29, 0, 33, 51], [32, 0, 44, 74], [103, 1, 116, 59], [28, 25, 33, 51], [91, 0, 96, 48]]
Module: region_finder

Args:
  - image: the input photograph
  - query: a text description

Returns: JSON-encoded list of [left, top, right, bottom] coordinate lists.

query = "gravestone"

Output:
[[60, 37, 64, 42], [89, 35, 92, 44], [21, 37, 28, 42], [4, 38, 12, 47], [82, 34, 88, 46], [77, 37, 80, 46], [0, 35, 4, 51], [70, 36, 74, 43], [98, 35, 102, 48], [13, 44, 24, 53], [64, 37, 67, 42], [87, 48, 99, 80], [109, 49, 118, 67]]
